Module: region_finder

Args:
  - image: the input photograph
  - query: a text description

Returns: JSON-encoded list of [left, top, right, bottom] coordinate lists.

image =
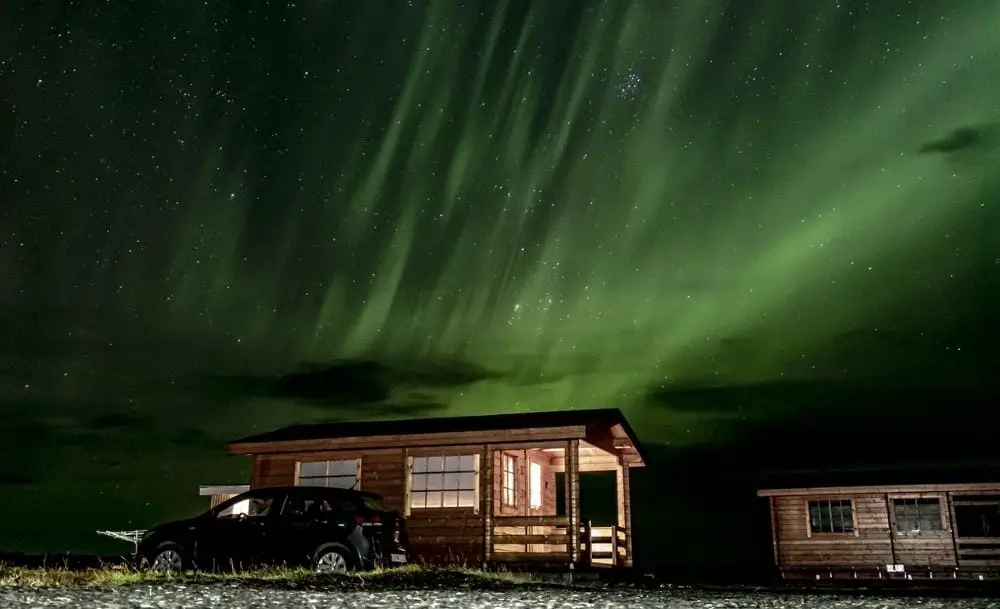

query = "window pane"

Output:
[[412, 473, 427, 491], [443, 472, 460, 490], [809, 504, 822, 531], [819, 506, 831, 532], [427, 473, 443, 491], [919, 514, 942, 531], [330, 476, 354, 489], [459, 455, 475, 471], [442, 490, 458, 508], [426, 456, 444, 472], [838, 504, 854, 531], [333, 460, 356, 476], [444, 456, 461, 471], [830, 505, 842, 531], [459, 472, 476, 490], [410, 493, 426, 509], [299, 461, 326, 477], [458, 490, 476, 507], [425, 491, 443, 508], [412, 457, 427, 473], [529, 462, 542, 508]]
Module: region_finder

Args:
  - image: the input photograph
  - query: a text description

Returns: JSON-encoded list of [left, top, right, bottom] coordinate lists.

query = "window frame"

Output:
[[295, 458, 361, 490], [806, 497, 857, 536], [502, 453, 516, 506], [408, 453, 480, 511], [891, 496, 945, 535]]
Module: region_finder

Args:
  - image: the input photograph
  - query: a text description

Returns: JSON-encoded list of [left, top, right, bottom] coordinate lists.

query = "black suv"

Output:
[[137, 486, 408, 574]]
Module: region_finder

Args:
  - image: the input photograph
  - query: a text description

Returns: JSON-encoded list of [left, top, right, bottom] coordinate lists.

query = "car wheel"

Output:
[[312, 544, 351, 575], [149, 542, 187, 574]]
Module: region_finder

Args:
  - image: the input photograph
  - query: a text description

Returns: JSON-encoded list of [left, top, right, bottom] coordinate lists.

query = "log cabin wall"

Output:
[[403, 445, 485, 563], [771, 491, 959, 569], [251, 454, 297, 487], [772, 493, 894, 567]]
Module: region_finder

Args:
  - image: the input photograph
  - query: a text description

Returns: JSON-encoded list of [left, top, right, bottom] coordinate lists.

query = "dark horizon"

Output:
[[1, 0, 996, 572]]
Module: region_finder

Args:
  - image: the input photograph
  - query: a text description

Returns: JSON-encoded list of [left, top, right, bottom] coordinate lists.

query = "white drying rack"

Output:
[[96, 530, 147, 554]]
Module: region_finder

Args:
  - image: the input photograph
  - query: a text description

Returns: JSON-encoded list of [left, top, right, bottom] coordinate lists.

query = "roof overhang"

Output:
[[199, 484, 250, 496], [225, 408, 648, 467], [757, 482, 1000, 497], [226, 424, 590, 456]]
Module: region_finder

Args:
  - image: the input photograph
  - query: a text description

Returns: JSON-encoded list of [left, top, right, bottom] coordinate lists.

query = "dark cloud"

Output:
[[84, 413, 144, 431], [210, 358, 501, 411], [0, 474, 33, 487], [919, 123, 1000, 155], [644, 380, 998, 468]]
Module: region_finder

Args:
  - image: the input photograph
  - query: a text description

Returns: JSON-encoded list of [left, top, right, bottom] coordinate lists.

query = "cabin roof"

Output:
[[227, 407, 648, 465], [756, 465, 1000, 496]]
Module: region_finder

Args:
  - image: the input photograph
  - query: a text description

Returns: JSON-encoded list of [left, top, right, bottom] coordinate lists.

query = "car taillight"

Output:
[[355, 513, 382, 526]]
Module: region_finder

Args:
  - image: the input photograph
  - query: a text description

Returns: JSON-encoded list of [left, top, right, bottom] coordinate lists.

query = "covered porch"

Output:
[[486, 425, 643, 568]]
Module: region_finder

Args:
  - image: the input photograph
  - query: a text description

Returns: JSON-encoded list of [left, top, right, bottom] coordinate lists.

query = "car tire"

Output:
[[312, 543, 352, 575], [148, 542, 188, 574]]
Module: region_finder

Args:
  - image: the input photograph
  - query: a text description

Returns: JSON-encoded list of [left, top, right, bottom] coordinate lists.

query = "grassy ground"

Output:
[[0, 562, 538, 590]]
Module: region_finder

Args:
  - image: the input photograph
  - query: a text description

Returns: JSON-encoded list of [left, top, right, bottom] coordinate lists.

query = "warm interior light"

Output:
[[529, 462, 542, 508]]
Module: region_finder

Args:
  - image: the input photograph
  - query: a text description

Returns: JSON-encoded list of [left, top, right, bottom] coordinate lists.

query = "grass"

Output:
[[0, 562, 536, 590]]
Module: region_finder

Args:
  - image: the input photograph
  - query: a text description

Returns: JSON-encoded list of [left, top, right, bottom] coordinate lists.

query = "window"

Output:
[[529, 461, 542, 509], [297, 459, 359, 489], [808, 499, 854, 533], [893, 498, 943, 534], [411, 455, 477, 509], [502, 454, 516, 506], [953, 495, 1000, 537]]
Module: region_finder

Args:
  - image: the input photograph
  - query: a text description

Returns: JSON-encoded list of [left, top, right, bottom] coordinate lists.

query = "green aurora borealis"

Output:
[[1, 1, 997, 560]]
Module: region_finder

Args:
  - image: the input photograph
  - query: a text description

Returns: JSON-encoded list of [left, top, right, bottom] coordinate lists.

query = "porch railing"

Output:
[[582, 521, 628, 567], [489, 516, 627, 567]]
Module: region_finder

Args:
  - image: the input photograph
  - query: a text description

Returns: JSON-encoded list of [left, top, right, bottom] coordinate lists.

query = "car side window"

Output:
[[279, 495, 316, 518], [215, 493, 277, 519], [280, 494, 357, 519]]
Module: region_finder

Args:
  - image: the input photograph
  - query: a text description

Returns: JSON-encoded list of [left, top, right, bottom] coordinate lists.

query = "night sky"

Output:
[[1, 1, 998, 568]]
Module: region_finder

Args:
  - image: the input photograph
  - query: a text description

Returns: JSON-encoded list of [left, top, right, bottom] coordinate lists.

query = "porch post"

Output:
[[616, 456, 633, 567], [482, 443, 494, 565], [564, 439, 581, 565]]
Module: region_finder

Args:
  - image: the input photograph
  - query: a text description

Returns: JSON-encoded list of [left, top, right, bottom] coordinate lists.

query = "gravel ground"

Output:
[[2, 586, 1000, 609]]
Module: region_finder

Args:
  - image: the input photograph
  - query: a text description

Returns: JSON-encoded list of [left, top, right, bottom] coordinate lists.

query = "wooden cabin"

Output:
[[225, 408, 648, 569], [758, 470, 1000, 581]]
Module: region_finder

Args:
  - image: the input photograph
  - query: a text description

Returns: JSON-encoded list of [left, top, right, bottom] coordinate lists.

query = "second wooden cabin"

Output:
[[758, 469, 1000, 581], [223, 408, 648, 569]]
